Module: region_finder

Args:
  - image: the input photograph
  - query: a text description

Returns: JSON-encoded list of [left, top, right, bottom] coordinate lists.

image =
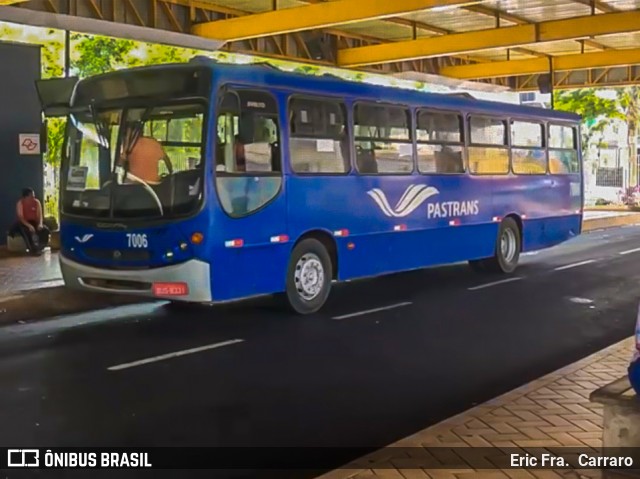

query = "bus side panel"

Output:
[[493, 174, 581, 252], [207, 190, 290, 302], [287, 175, 497, 281], [540, 174, 582, 246]]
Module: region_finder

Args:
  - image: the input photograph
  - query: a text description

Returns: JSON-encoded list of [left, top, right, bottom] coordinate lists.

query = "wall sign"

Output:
[[19, 133, 41, 155]]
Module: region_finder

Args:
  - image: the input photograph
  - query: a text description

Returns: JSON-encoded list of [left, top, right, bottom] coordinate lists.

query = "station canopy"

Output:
[[3, 0, 640, 90]]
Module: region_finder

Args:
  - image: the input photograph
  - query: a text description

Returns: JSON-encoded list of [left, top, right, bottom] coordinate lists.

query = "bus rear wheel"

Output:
[[469, 217, 521, 274], [284, 238, 333, 315], [486, 217, 521, 273]]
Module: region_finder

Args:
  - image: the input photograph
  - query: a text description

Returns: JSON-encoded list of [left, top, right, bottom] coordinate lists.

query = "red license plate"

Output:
[[152, 282, 189, 297]]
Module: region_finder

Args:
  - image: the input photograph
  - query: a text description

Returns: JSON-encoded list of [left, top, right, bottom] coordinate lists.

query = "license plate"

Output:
[[152, 282, 189, 297]]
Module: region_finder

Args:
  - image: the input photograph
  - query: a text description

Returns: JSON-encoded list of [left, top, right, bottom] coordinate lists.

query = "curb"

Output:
[[582, 214, 640, 232], [0, 285, 154, 326]]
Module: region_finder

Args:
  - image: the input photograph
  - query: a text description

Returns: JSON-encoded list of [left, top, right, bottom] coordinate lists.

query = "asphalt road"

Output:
[[1, 225, 639, 478]]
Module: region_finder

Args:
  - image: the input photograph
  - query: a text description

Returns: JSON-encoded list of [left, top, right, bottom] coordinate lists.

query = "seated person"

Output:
[[9, 188, 50, 256]]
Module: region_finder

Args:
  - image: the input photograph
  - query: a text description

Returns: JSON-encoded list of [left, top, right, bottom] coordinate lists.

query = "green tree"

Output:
[[70, 33, 136, 77], [554, 89, 621, 159], [616, 87, 640, 185]]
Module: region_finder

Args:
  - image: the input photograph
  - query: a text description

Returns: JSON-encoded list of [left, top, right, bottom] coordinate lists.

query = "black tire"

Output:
[[284, 238, 333, 315], [485, 217, 521, 274]]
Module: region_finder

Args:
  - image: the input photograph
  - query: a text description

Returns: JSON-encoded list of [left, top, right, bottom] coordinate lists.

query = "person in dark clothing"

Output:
[[9, 188, 50, 255]]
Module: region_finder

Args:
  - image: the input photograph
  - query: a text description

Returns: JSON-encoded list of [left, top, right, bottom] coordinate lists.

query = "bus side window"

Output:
[[416, 110, 465, 174], [289, 97, 350, 174], [468, 116, 509, 175], [215, 88, 283, 217], [511, 121, 546, 175], [354, 103, 412, 174]]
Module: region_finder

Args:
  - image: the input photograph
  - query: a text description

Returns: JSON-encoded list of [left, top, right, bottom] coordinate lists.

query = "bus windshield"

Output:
[[61, 101, 206, 220]]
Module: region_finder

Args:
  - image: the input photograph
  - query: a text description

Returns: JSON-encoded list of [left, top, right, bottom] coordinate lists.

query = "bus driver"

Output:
[[120, 126, 172, 184]]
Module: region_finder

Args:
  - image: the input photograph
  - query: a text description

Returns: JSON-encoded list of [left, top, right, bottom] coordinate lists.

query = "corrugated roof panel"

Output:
[[338, 20, 413, 41], [594, 32, 640, 48], [484, 0, 592, 22], [523, 40, 599, 55], [400, 8, 500, 32], [600, 0, 640, 9], [201, 0, 273, 12]]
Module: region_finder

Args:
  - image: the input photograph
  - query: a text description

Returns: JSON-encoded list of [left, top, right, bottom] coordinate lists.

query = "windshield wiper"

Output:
[[88, 101, 111, 149]]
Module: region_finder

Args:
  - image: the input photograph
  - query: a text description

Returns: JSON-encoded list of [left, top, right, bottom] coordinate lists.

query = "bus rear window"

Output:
[[549, 124, 579, 174]]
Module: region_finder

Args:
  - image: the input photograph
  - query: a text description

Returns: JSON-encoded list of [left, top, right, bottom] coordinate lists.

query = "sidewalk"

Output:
[[317, 337, 634, 479], [582, 210, 640, 231], [0, 249, 62, 297], [583, 211, 638, 220], [0, 250, 149, 324]]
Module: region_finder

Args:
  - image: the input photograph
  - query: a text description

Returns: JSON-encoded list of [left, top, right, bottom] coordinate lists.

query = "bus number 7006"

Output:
[[127, 233, 148, 249]]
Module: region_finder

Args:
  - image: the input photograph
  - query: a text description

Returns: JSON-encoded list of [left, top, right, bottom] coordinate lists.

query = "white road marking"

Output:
[[522, 251, 539, 256], [569, 297, 594, 304], [107, 339, 245, 371], [467, 277, 522, 291], [554, 259, 596, 271], [333, 302, 412, 320], [619, 247, 640, 256]]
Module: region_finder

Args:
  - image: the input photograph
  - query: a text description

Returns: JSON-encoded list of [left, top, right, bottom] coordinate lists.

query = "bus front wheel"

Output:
[[284, 238, 333, 315]]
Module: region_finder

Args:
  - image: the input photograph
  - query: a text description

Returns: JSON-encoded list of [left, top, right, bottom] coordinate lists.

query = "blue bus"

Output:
[[37, 58, 582, 314]]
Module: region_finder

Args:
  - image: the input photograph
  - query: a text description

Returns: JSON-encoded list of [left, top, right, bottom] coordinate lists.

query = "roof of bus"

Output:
[[89, 60, 582, 123]]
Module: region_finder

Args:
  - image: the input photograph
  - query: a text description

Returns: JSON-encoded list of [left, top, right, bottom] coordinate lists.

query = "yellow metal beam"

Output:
[[338, 10, 640, 67], [0, 0, 28, 4], [440, 48, 640, 79], [191, 0, 481, 41]]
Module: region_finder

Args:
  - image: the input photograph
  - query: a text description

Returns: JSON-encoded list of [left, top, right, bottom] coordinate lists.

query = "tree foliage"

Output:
[[554, 89, 621, 147], [615, 86, 640, 183], [71, 34, 136, 77], [555, 87, 640, 183]]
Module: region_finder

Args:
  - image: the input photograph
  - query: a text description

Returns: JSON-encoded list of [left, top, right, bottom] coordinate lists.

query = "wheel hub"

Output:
[[294, 253, 325, 300], [500, 229, 517, 263]]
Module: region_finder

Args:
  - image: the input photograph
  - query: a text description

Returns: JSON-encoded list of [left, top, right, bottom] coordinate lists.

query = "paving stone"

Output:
[[315, 338, 633, 479]]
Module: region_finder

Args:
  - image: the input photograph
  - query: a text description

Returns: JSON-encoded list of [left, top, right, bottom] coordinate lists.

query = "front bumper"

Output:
[[59, 254, 212, 302]]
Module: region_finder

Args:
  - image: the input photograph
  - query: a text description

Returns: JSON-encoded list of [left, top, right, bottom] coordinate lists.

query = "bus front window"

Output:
[[62, 103, 206, 220]]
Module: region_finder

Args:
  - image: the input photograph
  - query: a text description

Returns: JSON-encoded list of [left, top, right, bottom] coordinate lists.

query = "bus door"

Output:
[[210, 88, 289, 300]]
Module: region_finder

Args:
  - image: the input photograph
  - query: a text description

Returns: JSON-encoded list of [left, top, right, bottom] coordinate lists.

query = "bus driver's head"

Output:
[[121, 123, 167, 184]]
